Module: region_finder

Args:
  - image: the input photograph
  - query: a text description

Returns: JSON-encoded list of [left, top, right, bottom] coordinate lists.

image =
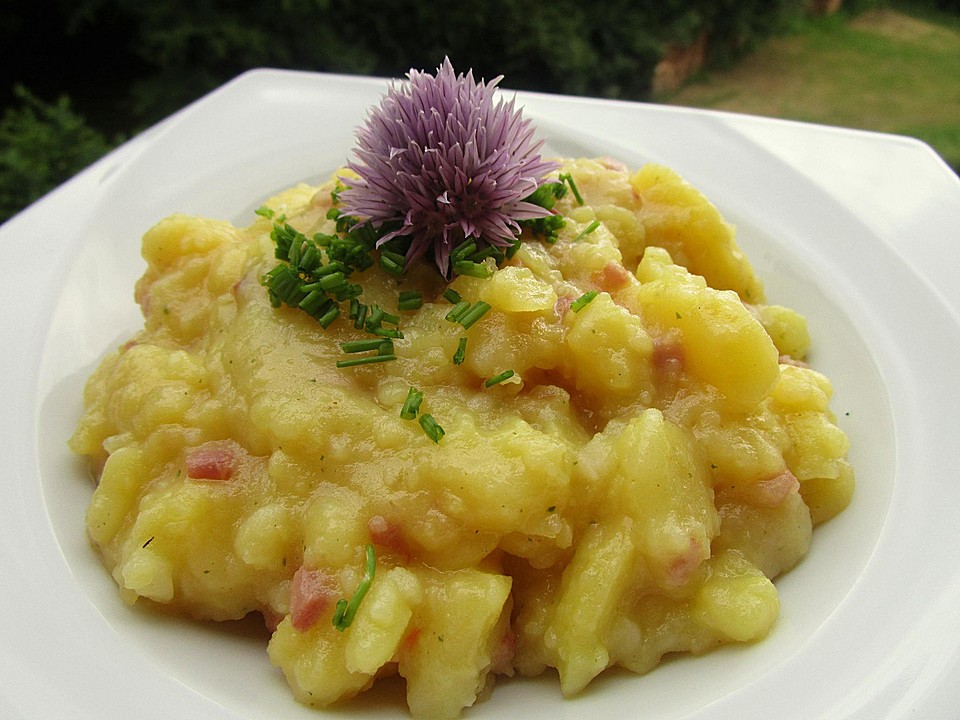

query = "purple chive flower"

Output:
[[338, 58, 559, 275]]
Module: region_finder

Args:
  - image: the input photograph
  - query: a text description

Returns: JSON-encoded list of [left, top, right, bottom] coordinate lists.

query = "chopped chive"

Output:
[[398, 290, 423, 311], [316, 304, 340, 328], [298, 289, 327, 314], [469, 245, 503, 263], [572, 220, 601, 242], [335, 354, 397, 368], [370, 326, 404, 339], [313, 261, 347, 277], [377, 339, 395, 356], [332, 544, 376, 631], [571, 290, 598, 313], [380, 251, 405, 277], [445, 300, 471, 323], [450, 238, 477, 263], [255, 205, 275, 219], [317, 272, 347, 291], [298, 243, 321, 272], [484, 370, 516, 388], [379, 310, 401, 327], [560, 172, 584, 205], [400, 387, 424, 420], [458, 301, 491, 330], [353, 303, 368, 330], [452, 260, 492, 278], [442, 288, 462, 304], [340, 338, 390, 354], [366, 306, 385, 329], [453, 337, 468, 365], [418, 414, 445, 443]]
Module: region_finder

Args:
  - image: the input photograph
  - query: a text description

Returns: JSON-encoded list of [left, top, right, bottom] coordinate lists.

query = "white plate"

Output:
[[2, 69, 960, 720]]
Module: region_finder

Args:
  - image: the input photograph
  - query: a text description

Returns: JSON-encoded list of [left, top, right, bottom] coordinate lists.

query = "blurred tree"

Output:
[[65, 0, 805, 128], [0, 0, 822, 220], [0, 85, 119, 221]]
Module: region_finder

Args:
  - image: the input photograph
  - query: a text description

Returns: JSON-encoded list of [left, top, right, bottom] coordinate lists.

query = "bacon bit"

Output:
[[665, 537, 705, 587], [652, 335, 685, 374], [554, 295, 575, 319], [368, 516, 412, 561], [289, 566, 338, 632], [592, 262, 632, 292], [402, 626, 422, 653], [185, 440, 241, 481], [261, 608, 284, 632], [779, 354, 809, 368], [747, 469, 800, 508], [597, 157, 628, 173], [490, 629, 517, 676]]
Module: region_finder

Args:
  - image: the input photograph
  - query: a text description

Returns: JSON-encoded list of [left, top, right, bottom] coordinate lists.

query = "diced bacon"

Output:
[[597, 157, 628, 173], [652, 335, 685, 374], [185, 440, 241, 480], [779, 354, 810, 368], [289, 566, 338, 632], [554, 295, 574, 319], [747, 469, 800, 508], [261, 608, 284, 632], [402, 626, 423, 653], [490, 629, 517, 676], [665, 537, 705, 587], [368, 516, 412, 561], [592, 262, 631, 292]]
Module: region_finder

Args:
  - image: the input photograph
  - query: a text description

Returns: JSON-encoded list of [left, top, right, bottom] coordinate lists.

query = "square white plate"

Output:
[[2, 69, 960, 720]]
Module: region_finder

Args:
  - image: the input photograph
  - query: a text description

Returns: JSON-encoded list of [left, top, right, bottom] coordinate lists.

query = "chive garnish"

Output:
[[450, 239, 477, 263], [484, 369, 516, 387], [400, 387, 424, 420], [332, 544, 376, 631], [418, 413, 445, 443], [571, 291, 598, 313], [335, 354, 397, 368], [458, 301, 491, 330], [452, 260, 492, 278], [445, 300, 471, 323], [453, 337, 468, 365], [559, 172, 584, 205], [380, 250, 406, 276], [573, 220, 601, 242], [340, 338, 390, 354], [380, 310, 401, 327], [398, 290, 423, 311], [353, 303, 368, 330], [442, 288, 462, 304], [316, 304, 340, 328], [519, 212, 566, 244], [366, 305, 385, 329]]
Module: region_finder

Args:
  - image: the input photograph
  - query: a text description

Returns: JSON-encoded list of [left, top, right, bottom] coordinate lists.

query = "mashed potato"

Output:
[[70, 158, 854, 719]]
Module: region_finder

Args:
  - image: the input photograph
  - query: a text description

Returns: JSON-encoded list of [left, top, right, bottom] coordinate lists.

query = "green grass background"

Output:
[[661, 5, 960, 170]]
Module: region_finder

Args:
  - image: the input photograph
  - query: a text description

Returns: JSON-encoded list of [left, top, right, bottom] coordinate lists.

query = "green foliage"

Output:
[[666, 6, 960, 174], [0, 85, 119, 222], [15, 0, 937, 220], [703, 0, 807, 65], [66, 0, 805, 128]]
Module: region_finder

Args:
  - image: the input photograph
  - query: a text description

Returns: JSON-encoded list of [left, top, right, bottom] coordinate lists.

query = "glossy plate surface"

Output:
[[2, 69, 960, 720]]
